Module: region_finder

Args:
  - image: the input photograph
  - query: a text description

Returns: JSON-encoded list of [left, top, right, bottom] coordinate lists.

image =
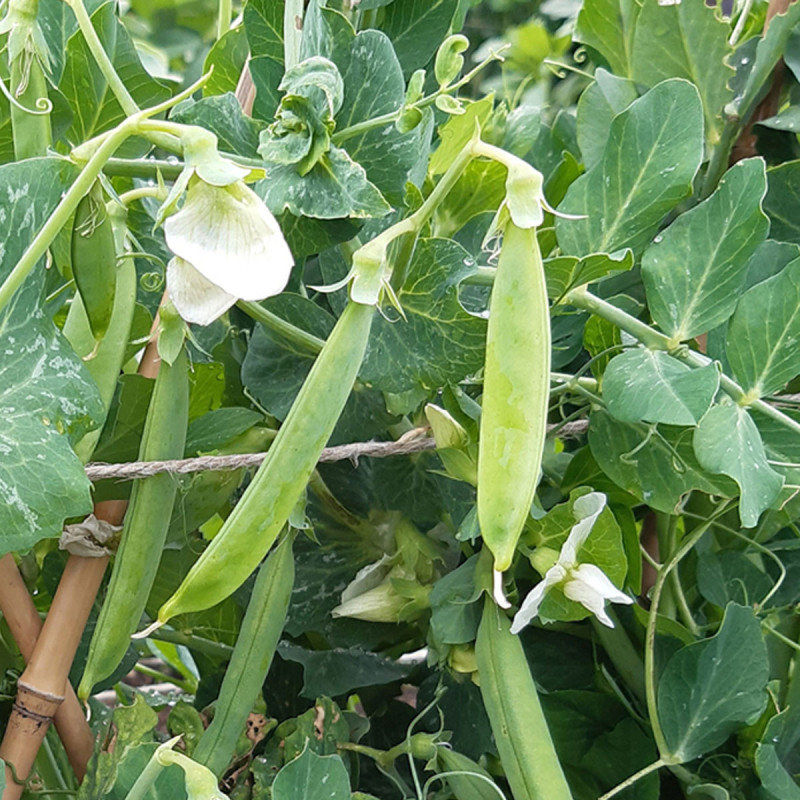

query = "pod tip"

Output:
[[132, 619, 164, 640], [492, 569, 511, 609]]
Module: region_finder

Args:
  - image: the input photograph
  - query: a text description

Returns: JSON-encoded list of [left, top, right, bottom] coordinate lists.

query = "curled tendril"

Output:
[[619, 424, 657, 464], [574, 46, 588, 64], [0, 72, 52, 115], [140, 270, 165, 293], [542, 58, 595, 80]]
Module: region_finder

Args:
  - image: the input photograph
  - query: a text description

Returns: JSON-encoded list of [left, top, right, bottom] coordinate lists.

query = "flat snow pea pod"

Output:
[[435, 746, 504, 800], [71, 180, 117, 340], [477, 223, 550, 575], [77, 344, 189, 701], [155, 299, 374, 624], [475, 597, 572, 800], [193, 531, 295, 776], [10, 52, 51, 159]]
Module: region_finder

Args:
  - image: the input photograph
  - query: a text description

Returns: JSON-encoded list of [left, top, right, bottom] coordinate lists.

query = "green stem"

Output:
[[119, 185, 168, 206], [644, 502, 732, 762], [216, 0, 231, 41], [133, 663, 195, 693], [122, 749, 166, 800], [597, 758, 666, 800], [591, 612, 646, 703], [104, 157, 185, 180], [237, 300, 325, 353], [149, 628, 233, 659], [461, 266, 497, 286], [283, 0, 304, 71]]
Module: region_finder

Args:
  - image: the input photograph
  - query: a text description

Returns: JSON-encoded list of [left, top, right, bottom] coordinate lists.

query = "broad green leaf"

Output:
[[642, 158, 769, 341], [172, 94, 264, 158], [38, 0, 106, 83], [631, 0, 733, 148], [726, 257, 800, 397], [433, 158, 506, 237], [256, 146, 391, 219], [556, 79, 704, 258], [245, 0, 284, 119], [430, 94, 495, 175], [380, 0, 459, 77], [658, 603, 769, 763], [603, 349, 719, 426], [203, 26, 249, 97], [764, 161, 800, 244], [272, 747, 350, 800], [545, 250, 634, 300], [576, 69, 637, 169], [588, 410, 736, 514], [60, 3, 170, 150], [360, 238, 487, 394], [277, 642, 409, 698], [184, 408, 264, 455], [429, 554, 481, 645], [574, 0, 641, 77], [693, 404, 783, 528], [696, 551, 773, 609], [0, 158, 104, 554], [755, 710, 800, 799]]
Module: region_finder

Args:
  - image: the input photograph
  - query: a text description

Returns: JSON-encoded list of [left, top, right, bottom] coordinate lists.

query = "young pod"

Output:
[[475, 597, 572, 800], [78, 344, 189, 700], [477, 223, 550, 574]]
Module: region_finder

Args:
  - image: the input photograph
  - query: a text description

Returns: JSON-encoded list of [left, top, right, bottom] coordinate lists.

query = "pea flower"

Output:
[[510, 492, 632, 633], [163, 177, 294, 325]]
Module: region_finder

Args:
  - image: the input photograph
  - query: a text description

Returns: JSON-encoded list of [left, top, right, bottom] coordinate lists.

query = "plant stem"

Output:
[[104, 157, 185, 180], [149, 628, 234, 659], [237, 300, 325, 354], [591, 612, 646, 703], [216, 0, 231, 41], [118, 186, 168, 206], [643, 502, 732, 762], [121, 749, 166, 800], [597, 758, 666, 800]]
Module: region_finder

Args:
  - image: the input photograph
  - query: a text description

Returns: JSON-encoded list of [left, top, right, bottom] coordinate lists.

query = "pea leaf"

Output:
[[272, 747, 351, 800], [38, 0, 106, 83], [576, 69, 638, 169], [545, 250, 634, 300], [556, 79, 704, 258], [764, 161, 800, 245], [430, 94, 495, 175], [603, 349, 719, 426], [755, 710, 800, 799], [726, 257, 800, 397], [588, 410, 736, 514], [203, 26, 249, 97], [244, 0, 284, 119], [693, 404, 783, 528], [380, 0, 459, 77], [631, 0, 733, 148], [59, 3, 170, 151], [360, 238, 487, 394], [642, 158, 769, 342], [574, 0, 641, 77], [696, 552, 772, 609], [0, 159, 104, 554], [172, 94, 264, 158], [658, 603, 769, 763]]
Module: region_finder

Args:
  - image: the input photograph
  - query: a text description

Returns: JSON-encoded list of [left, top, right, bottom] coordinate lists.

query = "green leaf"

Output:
[[755, 710, 800, 799], [38, 0, 106, 83], [256, 146, 391, 219], [277, 642, 409, 698], [0, 158, 104, 554], [588, 410, 735, 514], [642, 158, 769, 341], [172, 94, 264, 158], [184, 408, 264, 455], [764, 161, 800, 245], [272, 746, 351, 800], [433, 158, 506, 237], [360, 238, 487, 394], [430, 94, 495, 175], [630, 0, 733, 148], [556, 79, 704, 258], [603, 349, 719, 426], [576, 69, 637, 169], [429, 554, 481, 645], [726, 257, 800, 397], [245, 0, 284, 119], [380, 0, 459, 78], [658, 603, 769, 763], [693, 404, 783, 528], [696, 551, 772, 609], [203, 25, 249, 97], [574, 0, 641, 77], [59, 3, 170, 150], [545, 250, 633, 300]]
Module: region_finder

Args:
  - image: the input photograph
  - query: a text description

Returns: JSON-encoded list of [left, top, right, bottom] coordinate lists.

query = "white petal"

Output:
[[510, 564, 565, 634], [167, 257, 237, 326], [572, 563, 633, 606], [164, 179, 294, 301], [563, 575, 614, 626], [560, 492, 607, 566]]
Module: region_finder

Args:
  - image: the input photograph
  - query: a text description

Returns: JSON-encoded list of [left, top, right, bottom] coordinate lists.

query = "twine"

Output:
[[85, 420, 589, 482]]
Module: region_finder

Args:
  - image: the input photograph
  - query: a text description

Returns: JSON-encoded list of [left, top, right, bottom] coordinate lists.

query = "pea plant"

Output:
[[1, 0, 800, 797]]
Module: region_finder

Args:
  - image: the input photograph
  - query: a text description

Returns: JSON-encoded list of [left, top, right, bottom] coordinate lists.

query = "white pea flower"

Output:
[[163, 178, 294, 326], [510, 492, 632, 633]]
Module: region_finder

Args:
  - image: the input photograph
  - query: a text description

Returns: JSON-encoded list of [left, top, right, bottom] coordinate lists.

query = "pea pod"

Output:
[[155, 300, 373, 624], [477, 223, 550, 573], [77, 344, 189, 701], [475, 597, 572, 800], [71, 181, 117, 340], [193, 531, 295, 776], [10, 45, 51, 159]]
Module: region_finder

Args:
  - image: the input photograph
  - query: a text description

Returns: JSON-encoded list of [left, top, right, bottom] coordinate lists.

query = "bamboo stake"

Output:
[[0, 555, 94, 780]]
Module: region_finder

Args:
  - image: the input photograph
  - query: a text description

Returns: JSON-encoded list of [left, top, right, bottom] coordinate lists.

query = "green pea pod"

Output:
[[71, 180, 117, 340], [193, 531, 295, 776], [477, 223, 550, 573], [155, 300, 373, 624], [475, 597, 572, 800], [435, 747, 502, 800], [78, 345, 189, 701], [10, 51, 51, 159]]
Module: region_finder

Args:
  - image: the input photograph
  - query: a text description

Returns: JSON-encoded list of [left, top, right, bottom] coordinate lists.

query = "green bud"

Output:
[[435, 93, 465, 116], [405, 69, 426, 105], [434, 34, 469, 88]]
